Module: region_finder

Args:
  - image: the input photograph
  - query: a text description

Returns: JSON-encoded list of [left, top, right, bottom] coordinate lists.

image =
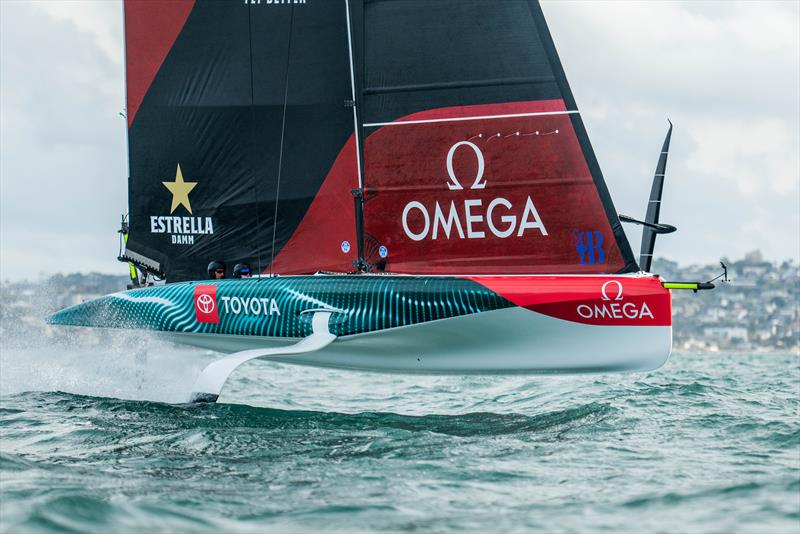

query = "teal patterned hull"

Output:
[[47, 276, 514, 338], [46, 275, 674, 374]]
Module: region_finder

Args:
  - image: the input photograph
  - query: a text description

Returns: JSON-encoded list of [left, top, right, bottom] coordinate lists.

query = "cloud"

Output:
[[0, 1, 127, 281], [34, 1, 124, 67], [543, 0, 800, 264], [0, 0, 797, 281], [686, 117, 798, 196]]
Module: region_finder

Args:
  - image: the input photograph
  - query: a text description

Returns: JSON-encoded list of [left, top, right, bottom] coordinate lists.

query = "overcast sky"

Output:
[[1, 0, 798, 281]]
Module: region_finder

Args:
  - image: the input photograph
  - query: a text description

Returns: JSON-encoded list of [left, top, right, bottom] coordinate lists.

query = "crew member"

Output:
[[207, 260, 226, 280], [233, 262, 252, 278]]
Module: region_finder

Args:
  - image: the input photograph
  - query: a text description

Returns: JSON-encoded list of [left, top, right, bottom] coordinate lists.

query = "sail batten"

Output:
[[363, 109, 580, 128], [363, 76, 559, 96]]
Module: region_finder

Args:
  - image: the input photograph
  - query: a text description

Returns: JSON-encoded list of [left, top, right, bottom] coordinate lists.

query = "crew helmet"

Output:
[[207, 260, 226, 279], [233, 262, 252, 278]]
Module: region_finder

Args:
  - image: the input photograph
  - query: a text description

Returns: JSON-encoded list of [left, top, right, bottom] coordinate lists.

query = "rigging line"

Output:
[[270, 6, 295, 276], [345, 0, 364, 191], [246, 4, 263, 276]]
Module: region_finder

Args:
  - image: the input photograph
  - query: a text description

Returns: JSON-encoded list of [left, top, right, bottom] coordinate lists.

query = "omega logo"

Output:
[[401, 141, 548, 241], [576, 280, 654, 321], [601, 280, 623, 301]]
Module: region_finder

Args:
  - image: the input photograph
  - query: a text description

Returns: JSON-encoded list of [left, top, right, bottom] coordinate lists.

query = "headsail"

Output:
[[357, 0, 637, 274]]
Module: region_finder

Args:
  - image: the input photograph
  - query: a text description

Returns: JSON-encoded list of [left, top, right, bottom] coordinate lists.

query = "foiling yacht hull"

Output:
[[47, 274, 672, 375]]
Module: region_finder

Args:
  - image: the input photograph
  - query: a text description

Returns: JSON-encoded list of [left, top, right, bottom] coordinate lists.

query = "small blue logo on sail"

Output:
[[378, 245, 388, 258], [341, 241, 351, 253], [575, 230, 605, 265]]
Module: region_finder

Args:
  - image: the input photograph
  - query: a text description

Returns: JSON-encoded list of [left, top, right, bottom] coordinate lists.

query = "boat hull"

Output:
[[164, 307, 671, 374], [47, 274, 672, 374]]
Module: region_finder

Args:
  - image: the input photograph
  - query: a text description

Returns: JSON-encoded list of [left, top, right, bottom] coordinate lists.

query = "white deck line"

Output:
[[363, 109, 579, 128]]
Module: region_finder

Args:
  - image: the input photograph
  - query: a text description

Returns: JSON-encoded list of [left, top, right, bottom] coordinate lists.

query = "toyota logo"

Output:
[[196, 293, 215, 314], [601, 280, 623, 301]]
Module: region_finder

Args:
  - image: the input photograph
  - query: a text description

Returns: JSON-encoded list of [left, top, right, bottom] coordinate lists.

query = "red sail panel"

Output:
[[267, 137, 359, 275], [124, 0, 195, 127], [362, 100, 626, 274]]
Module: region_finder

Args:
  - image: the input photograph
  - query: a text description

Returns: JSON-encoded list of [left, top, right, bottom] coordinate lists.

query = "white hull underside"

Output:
[[163, 307, 672, 375]]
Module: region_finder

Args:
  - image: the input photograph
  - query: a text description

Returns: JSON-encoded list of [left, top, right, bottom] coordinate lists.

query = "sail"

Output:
[[357, 0, 638, 274], [122, 0, 360, 281], [121, 0, 637, 281]]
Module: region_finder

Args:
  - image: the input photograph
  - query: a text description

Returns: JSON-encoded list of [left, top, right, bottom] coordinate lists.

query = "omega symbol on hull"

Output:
[[576, 281, 654, 321]]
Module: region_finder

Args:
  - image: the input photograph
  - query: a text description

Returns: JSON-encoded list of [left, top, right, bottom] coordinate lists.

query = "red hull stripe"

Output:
[[467, 275, 672, 327]]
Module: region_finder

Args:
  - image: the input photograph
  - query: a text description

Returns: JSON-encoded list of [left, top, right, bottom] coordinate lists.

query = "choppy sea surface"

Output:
[[0, 330, 798, 533]]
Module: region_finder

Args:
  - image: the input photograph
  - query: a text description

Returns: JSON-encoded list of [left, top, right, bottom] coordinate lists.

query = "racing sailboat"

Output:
[[48, 0, 714, 402]]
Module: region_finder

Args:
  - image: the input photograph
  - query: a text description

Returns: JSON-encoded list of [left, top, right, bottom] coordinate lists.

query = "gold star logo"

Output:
[[162, 164, 197, 214]]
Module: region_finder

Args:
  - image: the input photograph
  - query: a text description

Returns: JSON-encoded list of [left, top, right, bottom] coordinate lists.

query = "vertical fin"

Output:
[[640, 121, 673, 272]]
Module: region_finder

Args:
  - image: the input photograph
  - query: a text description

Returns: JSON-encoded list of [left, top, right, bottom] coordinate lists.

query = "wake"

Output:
[[0, 324, 216, 403]]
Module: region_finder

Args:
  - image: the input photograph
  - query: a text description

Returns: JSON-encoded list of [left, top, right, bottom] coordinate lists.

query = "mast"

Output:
[[345, 0, 368, 272]]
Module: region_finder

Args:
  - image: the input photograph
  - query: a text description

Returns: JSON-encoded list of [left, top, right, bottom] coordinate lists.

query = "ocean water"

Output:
[[0, 331, 798, 533]]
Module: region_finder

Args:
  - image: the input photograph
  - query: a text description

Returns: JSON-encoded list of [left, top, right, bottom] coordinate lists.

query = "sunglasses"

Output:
[[215, 269, 225, 273]]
